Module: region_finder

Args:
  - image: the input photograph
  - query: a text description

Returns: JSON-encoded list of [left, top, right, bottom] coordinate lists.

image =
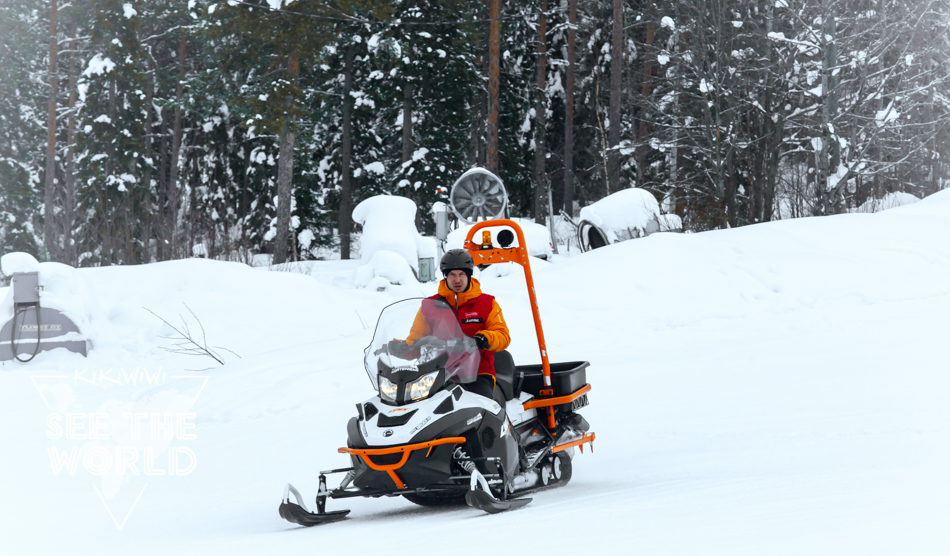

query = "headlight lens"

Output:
[[378, 375, 398, 403], [408, 371, 439, 402]]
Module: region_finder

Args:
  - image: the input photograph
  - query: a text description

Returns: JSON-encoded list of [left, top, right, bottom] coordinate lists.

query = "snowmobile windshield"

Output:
[[364, 298, 481, 389]]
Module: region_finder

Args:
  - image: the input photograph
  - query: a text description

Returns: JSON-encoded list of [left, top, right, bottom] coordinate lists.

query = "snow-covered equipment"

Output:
[[576, 188, 683, 252], [0, 253, 87, 363], [448, 168, 508, 224], [279, 220, 595, 524], [352, 195, 438, 286]]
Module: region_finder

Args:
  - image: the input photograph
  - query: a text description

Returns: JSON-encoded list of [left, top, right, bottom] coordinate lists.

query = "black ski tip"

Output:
[[279, 501, 350, 527], [464, 490, 532, 514]]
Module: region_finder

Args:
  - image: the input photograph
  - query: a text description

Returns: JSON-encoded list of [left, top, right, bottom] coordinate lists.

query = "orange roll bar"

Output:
[[338, 436, 467, 490], [463, 220, 558, 427]]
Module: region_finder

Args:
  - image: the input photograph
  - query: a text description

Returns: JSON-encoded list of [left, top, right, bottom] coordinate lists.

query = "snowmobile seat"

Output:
[[494, 350, 516, 401]]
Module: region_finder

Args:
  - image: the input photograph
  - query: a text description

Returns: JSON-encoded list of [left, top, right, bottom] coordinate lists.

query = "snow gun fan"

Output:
[[448, 168, 508, 224], [0, 271, 87, 363]]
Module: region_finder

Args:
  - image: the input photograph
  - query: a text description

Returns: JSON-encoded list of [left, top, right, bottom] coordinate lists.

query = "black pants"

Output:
[[462, 374, 495, 399]]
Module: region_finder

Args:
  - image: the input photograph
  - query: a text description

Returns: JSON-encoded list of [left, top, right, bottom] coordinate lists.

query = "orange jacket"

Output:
[[406, 277, 510, 352]]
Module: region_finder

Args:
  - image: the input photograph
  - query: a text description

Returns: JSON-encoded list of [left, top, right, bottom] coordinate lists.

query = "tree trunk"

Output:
[[167, 34, 187, 259], [636, 3, 655, 187], [273, 52, 298, 265], [142, 54, 154, 263], [818, 1, 838, 214], [44, 0, 59, 261], [339, 44, 355, 260], [63, 20, 77, 265], [563, 0, 576, 218], [402, 81, 413, 164], [607, 0, 622, 189], [486, 0, 502, 175], [533, 2, 547, 224]]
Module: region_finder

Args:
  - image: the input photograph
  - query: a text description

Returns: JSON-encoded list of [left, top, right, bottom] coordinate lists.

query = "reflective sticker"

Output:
[[409, 416, 432, 435]]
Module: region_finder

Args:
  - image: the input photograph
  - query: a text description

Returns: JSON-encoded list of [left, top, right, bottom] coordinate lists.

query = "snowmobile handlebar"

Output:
[[374, 336, 477, 357]]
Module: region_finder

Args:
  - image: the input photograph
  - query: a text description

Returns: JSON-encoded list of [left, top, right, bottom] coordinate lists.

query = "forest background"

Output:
[[1, 0, 948, 266]]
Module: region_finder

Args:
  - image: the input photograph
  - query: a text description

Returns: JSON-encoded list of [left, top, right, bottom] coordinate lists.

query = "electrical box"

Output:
[[418, 258, 436, 282], [12, 272, 40, 305], [435, 210, 449, 242]]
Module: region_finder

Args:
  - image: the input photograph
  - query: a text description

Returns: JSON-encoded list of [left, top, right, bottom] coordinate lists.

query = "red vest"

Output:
[[427, 292, 496, 377]]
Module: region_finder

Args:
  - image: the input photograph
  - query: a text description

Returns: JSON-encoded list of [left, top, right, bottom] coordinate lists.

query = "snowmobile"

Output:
[[279, 220, 595, 525]]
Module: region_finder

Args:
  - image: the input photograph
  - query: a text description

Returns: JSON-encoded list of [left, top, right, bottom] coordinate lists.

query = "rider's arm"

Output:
[[404, 307, 431, 345], [477, 300, 510, 351]]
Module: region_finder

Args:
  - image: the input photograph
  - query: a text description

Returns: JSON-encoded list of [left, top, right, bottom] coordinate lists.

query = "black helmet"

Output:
[[440, 249, 474, 277]]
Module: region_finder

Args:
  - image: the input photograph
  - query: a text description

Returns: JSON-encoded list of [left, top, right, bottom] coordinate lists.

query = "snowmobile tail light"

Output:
[[408, 371, 439, 401], [378, 375, 398, 403]]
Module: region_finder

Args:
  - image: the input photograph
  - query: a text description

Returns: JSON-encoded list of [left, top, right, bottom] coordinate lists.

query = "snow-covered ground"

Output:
[[2, 192, 950, 555]]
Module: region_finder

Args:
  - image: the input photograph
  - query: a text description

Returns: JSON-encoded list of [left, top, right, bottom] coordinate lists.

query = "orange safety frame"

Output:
[[463, 219, 591, 431], [338, 437, 466, 490]]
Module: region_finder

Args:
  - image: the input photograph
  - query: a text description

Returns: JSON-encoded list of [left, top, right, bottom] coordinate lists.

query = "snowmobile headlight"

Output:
[[378, 375, 398, 403], [408, 371, 439, 402]]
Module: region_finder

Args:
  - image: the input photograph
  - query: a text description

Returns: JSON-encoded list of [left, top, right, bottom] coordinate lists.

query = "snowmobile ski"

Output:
[[279, 483, 349, 527], [464, 490, 532, 514]]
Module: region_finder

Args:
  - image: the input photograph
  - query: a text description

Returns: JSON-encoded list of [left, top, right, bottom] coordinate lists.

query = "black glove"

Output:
[[387, 340, 409, 357], [473, 334, 491, 350]]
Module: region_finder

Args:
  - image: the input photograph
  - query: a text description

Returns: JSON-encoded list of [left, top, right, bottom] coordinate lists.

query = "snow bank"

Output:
[[579, 188, 667, 242], [353, 250, 418, 289], [446, 218, 554, 259], [853, 191, 921, 213]]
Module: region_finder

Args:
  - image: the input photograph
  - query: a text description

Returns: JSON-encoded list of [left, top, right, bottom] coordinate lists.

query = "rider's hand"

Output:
[[388, 340, 409, 357], [474, 334, 491, 351]]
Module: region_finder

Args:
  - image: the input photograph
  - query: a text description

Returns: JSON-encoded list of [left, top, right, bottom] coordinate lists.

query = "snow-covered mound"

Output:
[[2, 190, 949, 555], [853, 190, 921, 213], [351, 195, 436, 287]]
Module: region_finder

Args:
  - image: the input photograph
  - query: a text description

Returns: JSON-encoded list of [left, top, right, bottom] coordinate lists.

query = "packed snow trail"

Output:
[[2, 192, 949, 555]]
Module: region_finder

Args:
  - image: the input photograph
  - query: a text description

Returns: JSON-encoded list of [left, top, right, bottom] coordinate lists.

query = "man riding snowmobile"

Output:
[[278, 220, 595, 525], [390, 249, 509, 399]]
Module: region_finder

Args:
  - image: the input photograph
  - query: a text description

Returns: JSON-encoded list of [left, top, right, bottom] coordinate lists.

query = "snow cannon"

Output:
[[0, 253, 87, 363], [576, 188, 682, 252], [448, 168, 508, 224]]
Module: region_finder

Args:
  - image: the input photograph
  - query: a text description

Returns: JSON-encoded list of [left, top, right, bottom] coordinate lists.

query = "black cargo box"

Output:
[[515, 361, 589, 398]]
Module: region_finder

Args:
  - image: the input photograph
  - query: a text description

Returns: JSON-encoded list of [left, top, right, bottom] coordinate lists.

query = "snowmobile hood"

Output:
[[437, 277, 484, 308]]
